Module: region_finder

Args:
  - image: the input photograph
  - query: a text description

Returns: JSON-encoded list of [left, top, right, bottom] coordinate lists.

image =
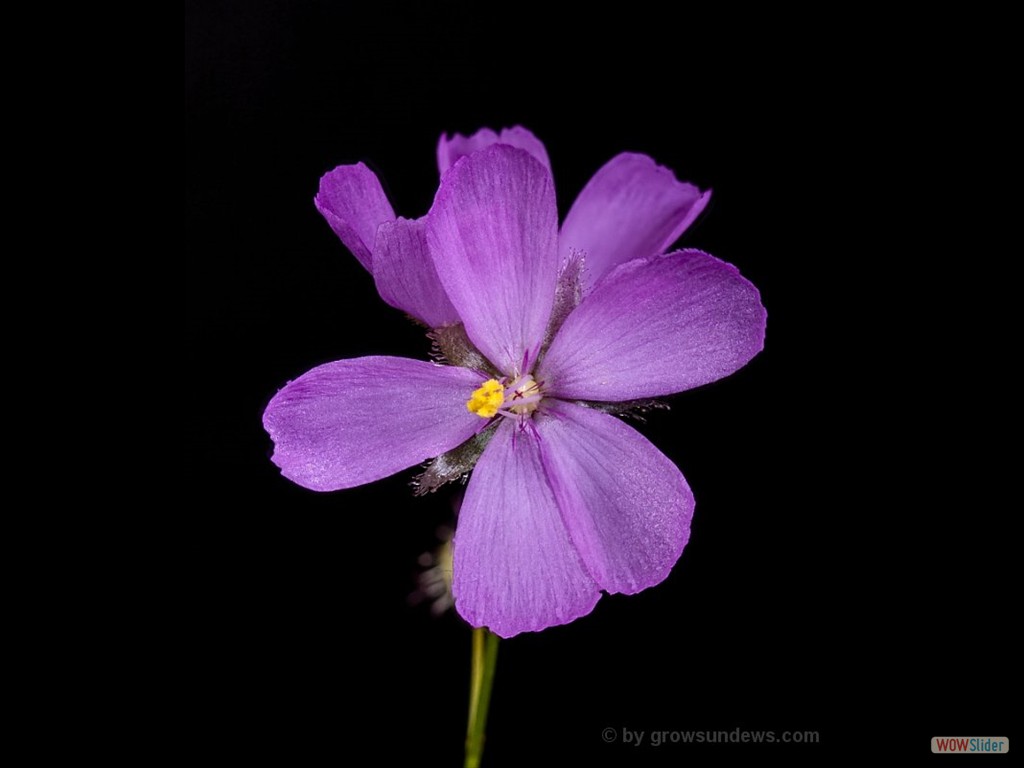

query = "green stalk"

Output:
[[464, 627, 500, 768]]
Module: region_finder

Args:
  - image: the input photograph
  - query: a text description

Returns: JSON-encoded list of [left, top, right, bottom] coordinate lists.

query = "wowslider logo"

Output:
[[931, 737, 1009, 754]]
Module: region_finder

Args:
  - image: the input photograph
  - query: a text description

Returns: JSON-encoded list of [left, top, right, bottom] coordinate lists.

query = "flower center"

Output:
[[466, 375, 543, 419]]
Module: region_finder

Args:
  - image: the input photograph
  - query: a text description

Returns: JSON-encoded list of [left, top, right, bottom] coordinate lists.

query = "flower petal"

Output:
[[263, 356, 484, 491], [540, 250, 766, 401], [436, 125, 551, 175], [314, 163, 395, 272], [559, 153, 709, 290], [452, 420, 600, 637], [372, 217, 460, 328], [538, 401, 693, 594], [426, 145, 559, 375]]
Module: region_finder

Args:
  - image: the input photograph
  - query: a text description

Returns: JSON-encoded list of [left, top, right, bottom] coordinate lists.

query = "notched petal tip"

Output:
[[436, 125, 551, 176], [560, 152, 709, 290], [314, 162, 396, 272]]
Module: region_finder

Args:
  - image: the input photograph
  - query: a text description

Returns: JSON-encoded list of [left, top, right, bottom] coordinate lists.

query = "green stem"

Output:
[[465, 627, 500, 768]]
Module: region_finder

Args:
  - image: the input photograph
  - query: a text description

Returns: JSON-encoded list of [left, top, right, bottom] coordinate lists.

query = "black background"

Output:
[[186, 3, 1012, 764]]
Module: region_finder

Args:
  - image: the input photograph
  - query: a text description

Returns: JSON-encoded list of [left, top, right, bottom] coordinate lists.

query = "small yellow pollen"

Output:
[[467, 379, 504, 418]]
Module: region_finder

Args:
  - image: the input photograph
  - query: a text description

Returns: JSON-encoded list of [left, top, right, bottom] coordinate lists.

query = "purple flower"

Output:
[[265, 128, 766, 637]]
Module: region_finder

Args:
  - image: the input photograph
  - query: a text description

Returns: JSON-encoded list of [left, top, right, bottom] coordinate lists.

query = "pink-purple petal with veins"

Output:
[[314, 162, 395, 272], [540, 249, 766, 401], [539, 401, 693, 594], [427, 146, 559, 375], [437, 125, 551, 176], [263, 356, 483, 491], [452, 419, 600, 637], [560, 153, 709, 290], [373, 217, 460, 328]]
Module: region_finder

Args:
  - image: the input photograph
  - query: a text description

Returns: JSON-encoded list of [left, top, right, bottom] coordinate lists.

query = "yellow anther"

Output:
[[466, 379, 504, 418]]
